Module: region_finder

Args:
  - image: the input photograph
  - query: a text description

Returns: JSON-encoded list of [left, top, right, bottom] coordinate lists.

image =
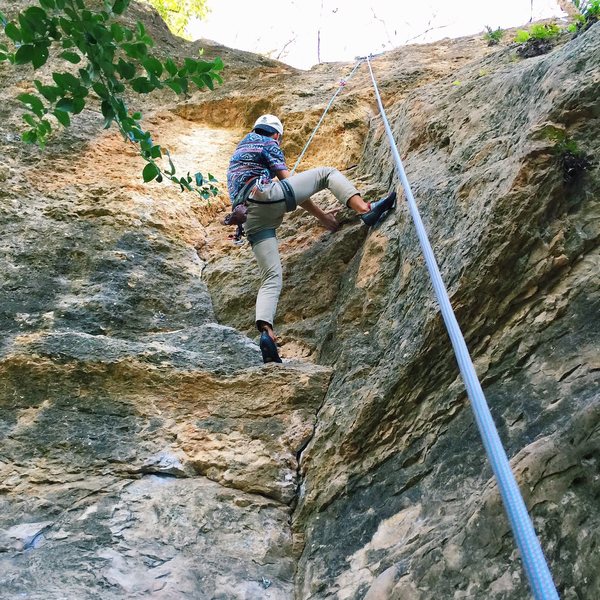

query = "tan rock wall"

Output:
[[0, 2, 598, 599]]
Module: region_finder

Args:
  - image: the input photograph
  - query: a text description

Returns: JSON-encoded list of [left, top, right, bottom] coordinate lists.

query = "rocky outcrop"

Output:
[[290, 26, 600, 599], [0, 2, 598, 599]]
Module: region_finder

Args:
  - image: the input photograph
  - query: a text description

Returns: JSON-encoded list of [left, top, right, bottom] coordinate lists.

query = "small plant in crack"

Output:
[[546, 130, 593, 184], [483, 26, 504, 46], [514, 23, 562, 58]]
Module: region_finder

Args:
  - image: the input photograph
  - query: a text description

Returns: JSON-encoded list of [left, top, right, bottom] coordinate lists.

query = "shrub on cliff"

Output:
[[514, 23, 562, 58], [570, 0, 600, 33], [483, 26, 504, 46], [0, 0, 221, 198]]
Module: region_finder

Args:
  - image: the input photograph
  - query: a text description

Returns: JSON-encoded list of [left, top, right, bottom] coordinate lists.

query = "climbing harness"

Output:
[[290, 58, 364, 175], [365, 54, 559, 600]]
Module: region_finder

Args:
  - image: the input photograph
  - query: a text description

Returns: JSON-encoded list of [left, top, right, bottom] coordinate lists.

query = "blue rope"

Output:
[[290, 59, 364, 175], [365, 55, 559, 600]]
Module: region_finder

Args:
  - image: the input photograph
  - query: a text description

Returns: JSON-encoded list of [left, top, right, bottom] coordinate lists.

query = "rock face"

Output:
[[0, 2, 598, 599]]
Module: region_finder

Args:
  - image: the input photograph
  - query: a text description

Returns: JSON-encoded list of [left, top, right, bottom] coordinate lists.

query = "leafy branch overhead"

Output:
[[0, 0, 223, 199]]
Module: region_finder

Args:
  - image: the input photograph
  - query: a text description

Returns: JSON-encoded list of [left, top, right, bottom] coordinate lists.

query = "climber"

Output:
[[227, 113, 396, 363]]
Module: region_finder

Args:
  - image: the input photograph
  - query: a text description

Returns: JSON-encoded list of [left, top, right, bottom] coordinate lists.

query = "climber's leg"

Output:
[[286, 167, 360, 206], [252, 235, 282, 339]]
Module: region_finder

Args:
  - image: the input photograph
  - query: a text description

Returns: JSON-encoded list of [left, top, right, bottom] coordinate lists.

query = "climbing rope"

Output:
[[290, 58, 364, 175], [365, 55, 559, 600]]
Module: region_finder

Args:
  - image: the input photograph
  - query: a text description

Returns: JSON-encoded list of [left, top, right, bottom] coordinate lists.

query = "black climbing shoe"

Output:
[[361, 191, 397, 227], [259, 331, 282, 364]]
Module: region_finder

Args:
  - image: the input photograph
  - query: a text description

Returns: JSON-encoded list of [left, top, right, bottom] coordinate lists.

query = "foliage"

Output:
[[0, 0, 222, 199], [514, 23, 562, 43], [544, 128, 592, 183], [573, 0, 600, 17], [483, 26, 504, 46], [570, 0, 600, 32], [143, 0, 208, 39]]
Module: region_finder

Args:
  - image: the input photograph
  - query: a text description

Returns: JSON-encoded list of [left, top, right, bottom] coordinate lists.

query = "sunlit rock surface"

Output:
[[0, 1, 598, 598]]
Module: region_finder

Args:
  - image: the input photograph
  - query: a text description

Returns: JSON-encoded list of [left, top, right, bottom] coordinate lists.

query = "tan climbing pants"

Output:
[[245, 166, 360, 238], [248, 167, 360, 329], [253, 236, 282, 328]]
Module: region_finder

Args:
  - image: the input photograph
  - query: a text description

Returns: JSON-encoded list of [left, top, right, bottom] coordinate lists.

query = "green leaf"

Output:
[[143, 56, 163, 77], [515, 30, 530, 43], [213, 56, 224, 71], [58, 16, 72, 35], [14, 44, 35, 65], [17, 93, 45, 117], [116, 58, 137, 79], [165, 150, 176, 176], [101, 100, 115, 120], [23, 114, 37, 127], [92, 82, 109, 98], [142, 162, 159, 182], [195, 59, 214, 73], [78, 67, 91, 86], [72, 97, 85, 114], [39, 118, 52, 135], [32, 44, 49, 69], [176, 77, 188, 94], [53, 71, 80, 91], [200, 73, 214, 90], [60, 51, 81, 64], [54, 109, 70, 126], [34, 81, 61, 102], [164, 58, 178, 76], [0, 10, 7, 26], [184, 58, 197, 73], [22, 7, 48, 34], [56, 97, 75, 112], [122, 42, 147, 59], [130, 77, 155, 93], [22, 130, 38, 144], [110, 23, 124, 42], [165, 79, 183, 94], [194, 172, 203, 186], [17, 16, 34, 43], [150, 145, 162, 159], [208, 173, 217, 182], [112, 0, 130, 15], [71, 84, 89, 99], [4, 22, 21, 42], [39, 0, 56, 9]]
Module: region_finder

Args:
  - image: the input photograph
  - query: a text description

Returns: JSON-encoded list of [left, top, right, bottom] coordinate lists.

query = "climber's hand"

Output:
[[318, 207, 341, 232]]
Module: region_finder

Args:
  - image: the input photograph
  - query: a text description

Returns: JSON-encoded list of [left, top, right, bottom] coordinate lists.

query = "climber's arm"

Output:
[[300, 199, 340, 232]]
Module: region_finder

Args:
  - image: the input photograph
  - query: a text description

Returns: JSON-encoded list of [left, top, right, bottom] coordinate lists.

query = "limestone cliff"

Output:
[[0, 2, 598, 599]]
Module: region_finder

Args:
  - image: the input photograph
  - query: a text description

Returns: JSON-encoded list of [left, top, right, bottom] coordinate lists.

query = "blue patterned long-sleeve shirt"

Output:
[[227, 132, 288, 202]]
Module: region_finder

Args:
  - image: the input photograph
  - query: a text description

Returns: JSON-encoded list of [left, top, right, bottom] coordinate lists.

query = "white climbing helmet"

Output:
[[253, 114, 284, 136]]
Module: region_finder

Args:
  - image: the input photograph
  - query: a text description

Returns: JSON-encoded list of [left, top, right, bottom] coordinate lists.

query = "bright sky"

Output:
[[188, 0, 567, 69]]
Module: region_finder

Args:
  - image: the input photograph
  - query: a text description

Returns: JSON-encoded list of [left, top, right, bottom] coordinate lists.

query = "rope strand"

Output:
[[365, 54, 559, 600], [290, 59, 364, 175]]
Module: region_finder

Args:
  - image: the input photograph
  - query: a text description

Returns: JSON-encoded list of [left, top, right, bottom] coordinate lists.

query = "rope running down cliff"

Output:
[[364, 53, 559, 600], [292, 55, 559, 598]]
